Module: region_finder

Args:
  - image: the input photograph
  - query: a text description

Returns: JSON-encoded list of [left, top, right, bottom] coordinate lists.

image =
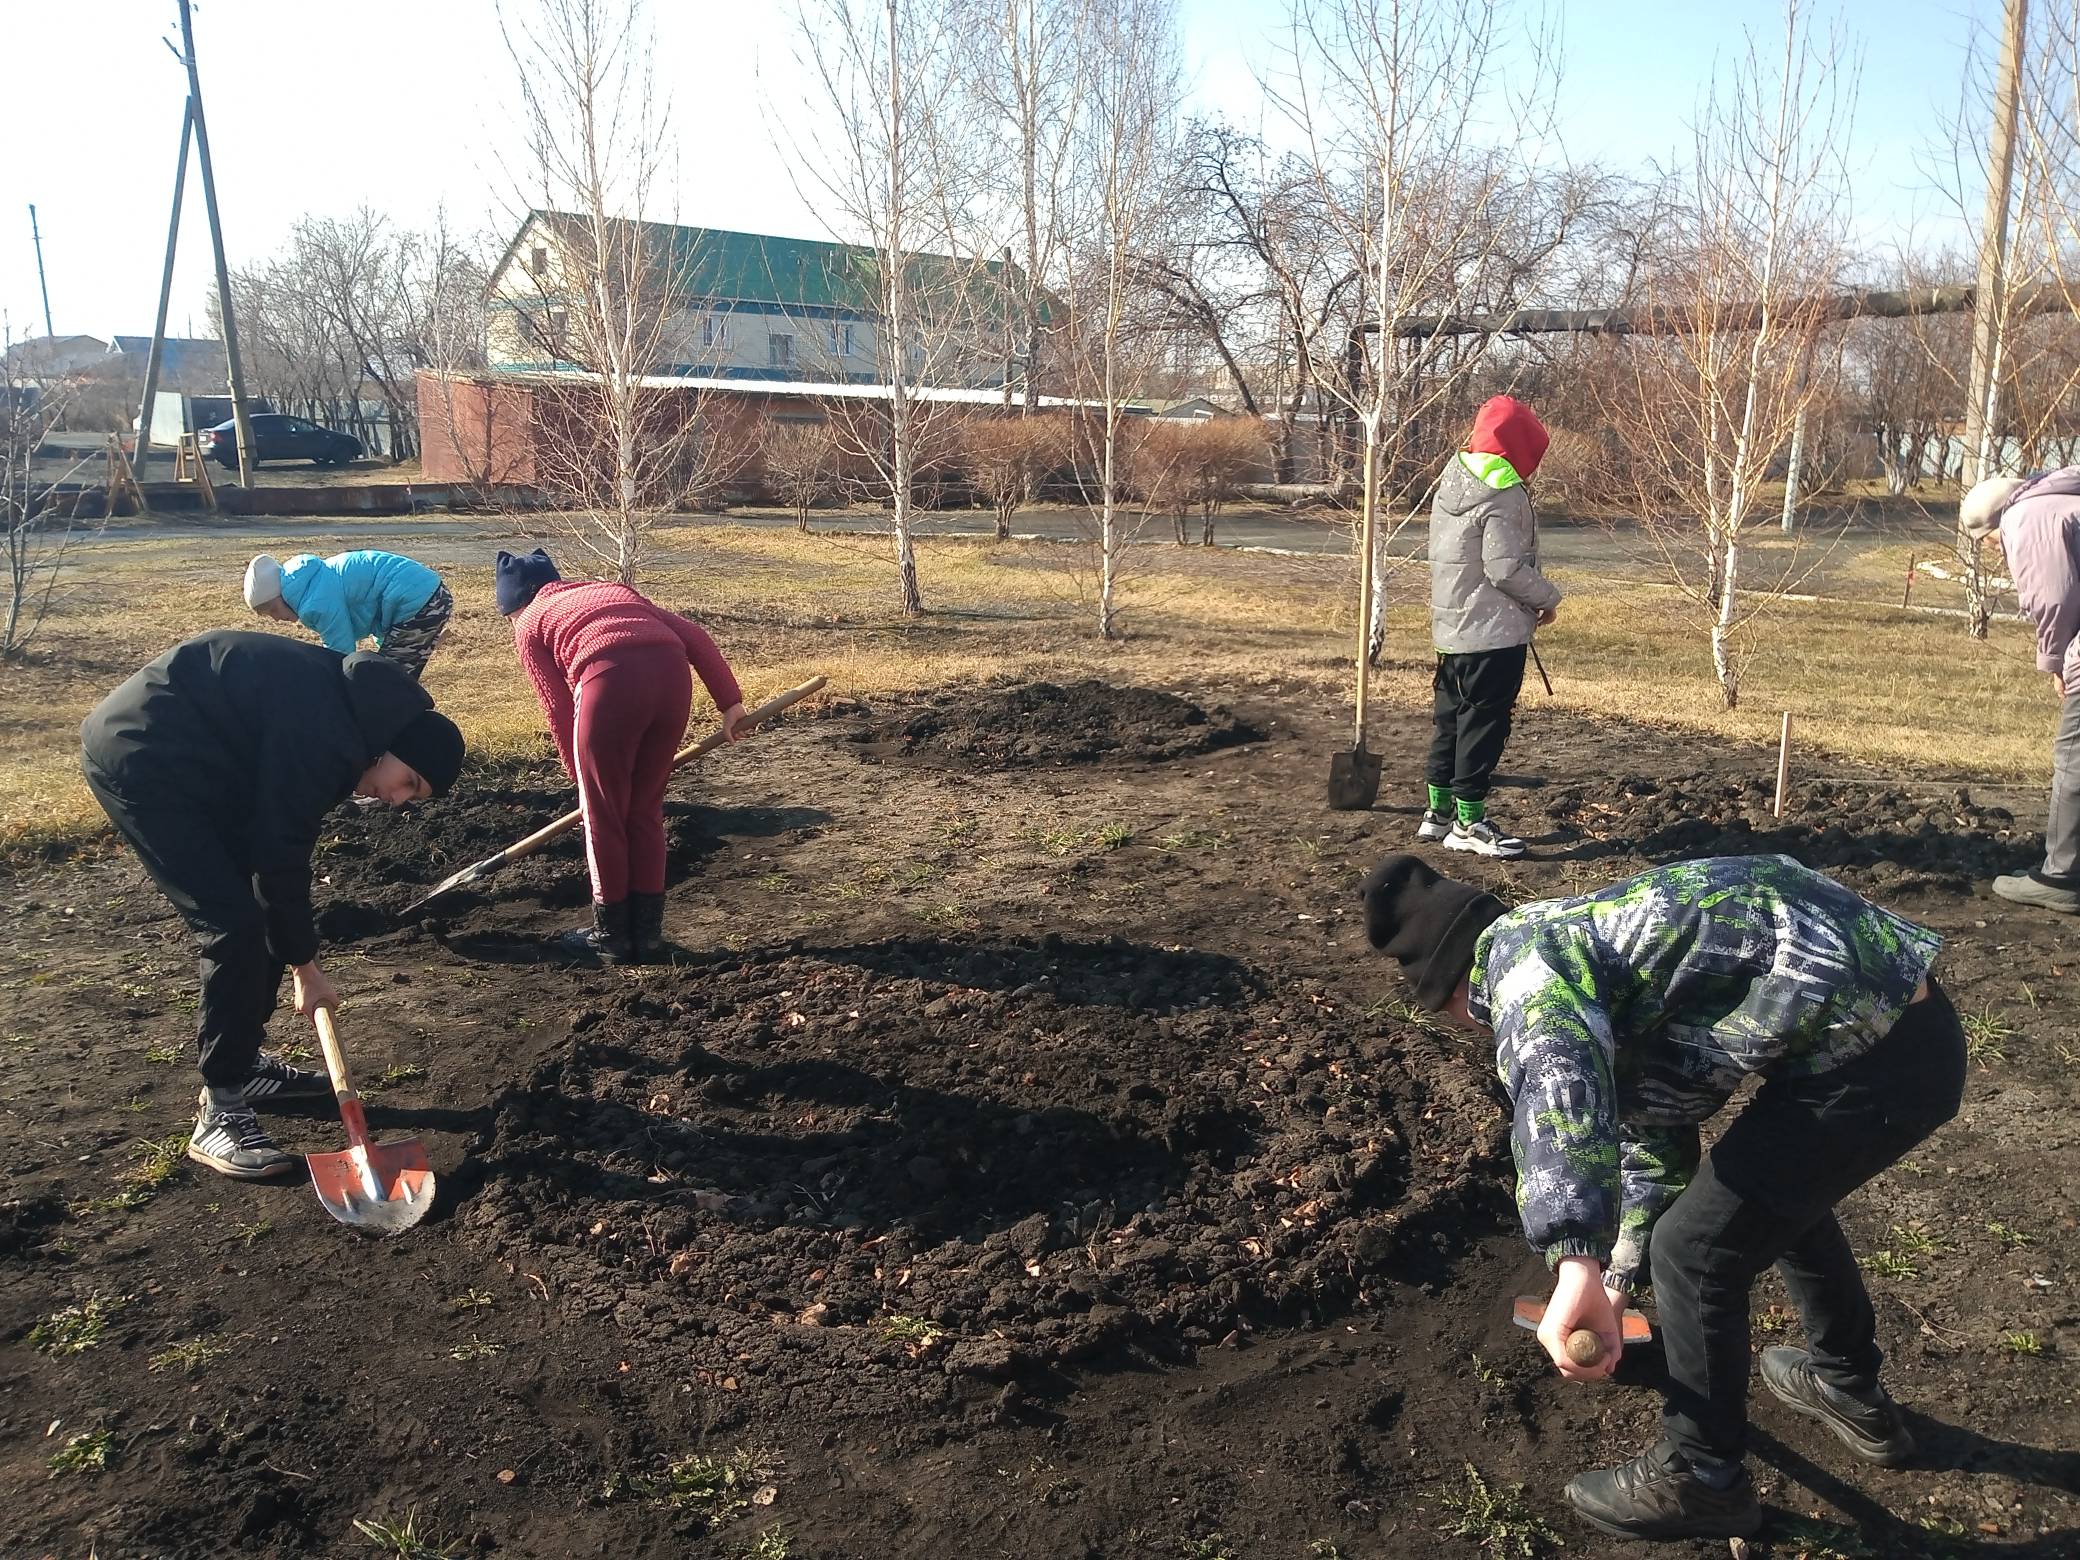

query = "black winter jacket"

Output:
[[80, 631, 435, 965]]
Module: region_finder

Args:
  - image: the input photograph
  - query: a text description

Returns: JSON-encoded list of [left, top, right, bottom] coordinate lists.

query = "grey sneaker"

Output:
[[1415, 808, 1453, 842], [188, 1099, 300, 1180], [194, 1051, 331, 1109], [1564, 1445, 1761, 1541], [1444, 818, 1525, 858], [1760, 1346, 1915, 1466], [1992, 871, 2080, 913]]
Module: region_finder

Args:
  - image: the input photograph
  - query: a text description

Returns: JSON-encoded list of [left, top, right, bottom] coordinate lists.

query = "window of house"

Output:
[[548, 310, 569, 354], [769, 333, 794, 369], [701, 315, 731, 351], [828, 321, 853, 357], [530, 245, 549, 277]]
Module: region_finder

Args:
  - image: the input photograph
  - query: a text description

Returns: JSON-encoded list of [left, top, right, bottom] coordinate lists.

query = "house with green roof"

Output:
[[487, 211, 1032, 390]]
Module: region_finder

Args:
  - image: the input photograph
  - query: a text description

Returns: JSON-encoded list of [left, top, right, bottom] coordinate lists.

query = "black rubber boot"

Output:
[[556, 899, 633, 964], [628, 891, 672, 964], [1564, 1445, 1761, 1541]]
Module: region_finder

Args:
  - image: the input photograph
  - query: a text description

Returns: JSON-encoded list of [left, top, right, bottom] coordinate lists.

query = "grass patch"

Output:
[[28, 1294, 126, 1355], [352, 1508, 463, 1558], [1962, 1003, 2015, 1068], [878, 1314, 945, 1355], [447, 1288, 496, 1313], [369, 1062, 427, 1093], [1999, 1330, 2045, 1357], [447, 1336, 504, 1361], [232, 1217, 272, 1247], [149, 1336, 230, 1375], [1440, 1463, 1564, 1557], [737, 1530, 791, 1560], [1860, 1250, 1919, 1281], [1888, 1222, 1948, 1259], [1987, 1222, 2038, 1252], [628, 1449, 763, 1524], [143, 1041, 183, 1064], [1180, 1539, 1235, 1560], [47, 1429, 113, 1478]]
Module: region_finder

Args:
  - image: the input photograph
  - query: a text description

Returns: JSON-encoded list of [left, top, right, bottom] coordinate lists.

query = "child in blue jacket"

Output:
[[244, 550, 453, 679]]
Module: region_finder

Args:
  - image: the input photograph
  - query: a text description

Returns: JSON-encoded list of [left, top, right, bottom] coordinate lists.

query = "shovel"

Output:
[[1328, 443, 1384, 810], [306, 1006, 434, 1236], [401, 675, 827, 917]]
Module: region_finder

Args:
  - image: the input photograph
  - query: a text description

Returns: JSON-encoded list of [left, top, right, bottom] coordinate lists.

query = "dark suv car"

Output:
[[206, 413, 363, 469]]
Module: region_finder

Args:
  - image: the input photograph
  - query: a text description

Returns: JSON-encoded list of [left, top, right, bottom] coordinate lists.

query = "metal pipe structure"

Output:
[[134, 99, 196, 483]]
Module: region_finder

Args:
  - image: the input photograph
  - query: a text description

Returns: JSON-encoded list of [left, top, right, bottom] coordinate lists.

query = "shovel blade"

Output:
[[1511, 1294, 1654, 1343], [401, 865, 482, 918], [1327, 745, 1383, 811], [308, 1138, 435, 1236]]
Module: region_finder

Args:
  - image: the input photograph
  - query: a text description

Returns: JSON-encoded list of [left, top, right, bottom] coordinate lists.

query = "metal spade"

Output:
[[306, 1007, 434, 1236]]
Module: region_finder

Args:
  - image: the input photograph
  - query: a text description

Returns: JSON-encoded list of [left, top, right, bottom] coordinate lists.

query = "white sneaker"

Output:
[[1416, 808, 1453, 842], [1444, 819, 1525, 858]]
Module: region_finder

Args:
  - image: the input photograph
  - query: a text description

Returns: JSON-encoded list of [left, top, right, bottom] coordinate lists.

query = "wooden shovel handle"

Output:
[[311, 1006, 371, 1150], [491, 675, 828, 868]]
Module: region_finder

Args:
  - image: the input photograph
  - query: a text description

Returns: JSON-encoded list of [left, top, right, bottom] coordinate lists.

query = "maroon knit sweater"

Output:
[[512, 580, 743, 777]]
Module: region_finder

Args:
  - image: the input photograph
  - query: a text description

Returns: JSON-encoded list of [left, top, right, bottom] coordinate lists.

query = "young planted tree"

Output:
[[499, 0, 746, 581], [1061, 0, 1180, 638], [793, 0, 996, 617], [1, 346, 98, 657], [1122, 418, 1193, 543], [1176, 415, 1271, 544], [1599, 1, 1851, 708], [760, 417, 841, 531]]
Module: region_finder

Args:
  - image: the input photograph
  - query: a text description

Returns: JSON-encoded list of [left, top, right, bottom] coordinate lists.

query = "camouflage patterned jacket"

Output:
[[1467, 855, 1941, 1293]]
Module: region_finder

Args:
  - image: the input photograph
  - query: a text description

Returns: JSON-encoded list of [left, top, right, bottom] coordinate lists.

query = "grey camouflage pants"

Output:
[[374, 582, 452, 681], [2048, 691, 2079, 881]]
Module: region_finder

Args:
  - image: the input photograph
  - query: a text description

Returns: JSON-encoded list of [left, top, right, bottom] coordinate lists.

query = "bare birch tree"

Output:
[[1060, 0, 1181, 638], [1276, 0, 1582, 665], [760, 416, 841, 530], [1599, 1, 1851, 708], [1, 342, 99, 657], [499, 0, 736, 582], [792, 0, 995, 617]]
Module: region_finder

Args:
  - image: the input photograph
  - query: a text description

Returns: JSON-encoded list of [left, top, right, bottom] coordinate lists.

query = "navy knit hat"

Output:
[[1360, 854, 1508, 1011], [495, 547, 560, 616], [385, 710, 466, 797]]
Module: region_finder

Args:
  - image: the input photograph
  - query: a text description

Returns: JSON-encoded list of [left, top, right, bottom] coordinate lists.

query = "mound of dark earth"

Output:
[[844, 679, 1263, 768], [457, 934, 1505, 1440], [1548, 775, 2040, 891]]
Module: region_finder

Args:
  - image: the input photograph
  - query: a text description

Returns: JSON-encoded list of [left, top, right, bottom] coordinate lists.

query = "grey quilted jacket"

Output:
[[1429, 456, 1562, 652]]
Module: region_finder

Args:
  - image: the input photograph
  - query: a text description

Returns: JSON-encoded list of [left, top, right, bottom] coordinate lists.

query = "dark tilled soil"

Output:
[[842, 678, 1264, 767], [3, 680, 2076, 1560]]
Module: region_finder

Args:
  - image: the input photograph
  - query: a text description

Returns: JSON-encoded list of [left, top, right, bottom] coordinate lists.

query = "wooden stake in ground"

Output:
[[1774, 712, 1794, 818]]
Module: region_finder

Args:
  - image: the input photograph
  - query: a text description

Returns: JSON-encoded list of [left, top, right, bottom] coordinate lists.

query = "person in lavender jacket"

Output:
[[1961, 471, 2080, 913]]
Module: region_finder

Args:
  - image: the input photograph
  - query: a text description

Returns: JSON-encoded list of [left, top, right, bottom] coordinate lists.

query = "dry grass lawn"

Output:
[[0, 515, 2056, 861]]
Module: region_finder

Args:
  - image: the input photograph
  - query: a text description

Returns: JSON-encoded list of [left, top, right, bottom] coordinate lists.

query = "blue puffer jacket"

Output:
[[279, 550, 442, 655]]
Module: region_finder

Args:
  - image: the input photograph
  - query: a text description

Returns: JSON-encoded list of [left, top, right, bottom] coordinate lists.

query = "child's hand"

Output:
[[720, 702, 748, 743], [1539, 1256, 1622, 1382]]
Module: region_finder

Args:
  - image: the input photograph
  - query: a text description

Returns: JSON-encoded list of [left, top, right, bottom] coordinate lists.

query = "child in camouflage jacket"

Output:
[[1361, 852, 1966, 1543]]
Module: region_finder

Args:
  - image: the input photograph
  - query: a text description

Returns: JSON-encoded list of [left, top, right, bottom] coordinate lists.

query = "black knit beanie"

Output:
[[1360, 854, 1508, 1011], [385, 710, 466, 797], [495, 547, 560, 616]]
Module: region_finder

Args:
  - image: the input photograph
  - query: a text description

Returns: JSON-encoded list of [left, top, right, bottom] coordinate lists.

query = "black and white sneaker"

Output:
[[1416, 808, 1453, 842], [1444, 819, 1525, 858], [188, 1100, 300, 1180], [195, 1051, 331, 1110]]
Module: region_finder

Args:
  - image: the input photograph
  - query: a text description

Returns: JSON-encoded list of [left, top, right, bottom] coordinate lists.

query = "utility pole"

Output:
[[134, 99, 195, 475], [176, 0, 255, 487], [27, 205, 54, 336], [1960, 0, 2027, 639]]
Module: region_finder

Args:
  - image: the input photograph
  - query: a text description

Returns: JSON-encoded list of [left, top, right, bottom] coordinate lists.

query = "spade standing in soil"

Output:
[[1362, 852, 1965, 1543], [243, 549, 455, 680], [1960, 471, 2080, 913], [496, 548, 748, 964], [79, 631, 465, 1180], [1420, 394, 1562, 859]]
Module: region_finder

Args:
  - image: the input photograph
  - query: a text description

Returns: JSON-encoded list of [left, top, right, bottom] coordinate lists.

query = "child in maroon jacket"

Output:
[[496, 548, 747, 962]]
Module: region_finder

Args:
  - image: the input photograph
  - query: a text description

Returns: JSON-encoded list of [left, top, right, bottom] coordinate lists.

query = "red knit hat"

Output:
[[1465, 395, 1549, 479]]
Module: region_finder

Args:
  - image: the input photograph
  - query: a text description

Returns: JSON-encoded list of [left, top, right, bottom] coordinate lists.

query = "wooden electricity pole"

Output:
[[27, 205, 55, 337], [134, 99, 195, 481], [176, 0, 255, 488], [1960, 0, 2028, 638]]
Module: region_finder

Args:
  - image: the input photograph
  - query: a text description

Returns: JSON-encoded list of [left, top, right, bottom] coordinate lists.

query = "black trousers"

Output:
[[1649, 980, 1967, 1468], [81, 764, 283, 1090], [1425, 645, 1528, 803]]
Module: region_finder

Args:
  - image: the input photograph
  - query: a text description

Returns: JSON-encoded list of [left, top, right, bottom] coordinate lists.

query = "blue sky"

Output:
[[0, 0, 1996, 343]]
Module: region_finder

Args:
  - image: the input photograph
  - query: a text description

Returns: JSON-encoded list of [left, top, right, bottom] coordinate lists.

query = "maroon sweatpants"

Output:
[[573, 644, 692, 903]]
